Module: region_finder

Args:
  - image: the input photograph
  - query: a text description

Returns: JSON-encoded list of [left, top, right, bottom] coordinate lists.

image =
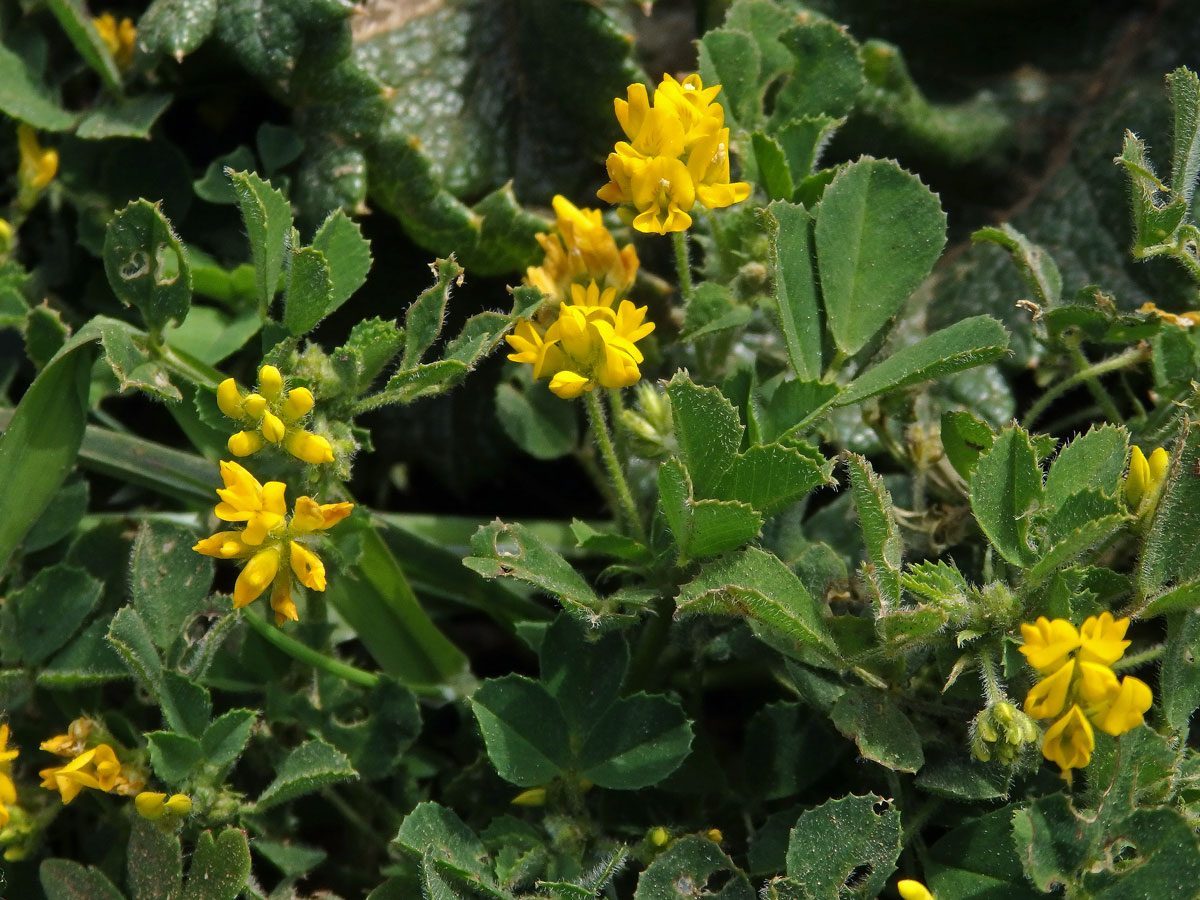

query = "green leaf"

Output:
[[764, 201, 823, 380], [776, 115, 843, 180], [752, 132, 795, 201], [1044, 425, 1128, 509], [845, 454, 902, 610], [1117, 131, 1189, 251], [378, 359, 470, 404], [745, 702, 841, 801], [254, 839, 326, 878], [635, 836, 754, 900], [972, 224, 1062, 306], [830, 687, 924, 773], [925, 806, 1040, 900], [130, 520, 213, 650], [698, 28, 762, 129], [901, 560, 969, 606], [138, 0, 219, 60], [283, 245, 334, 335], [229, 169, 293, 314], [495, 375, 578, 460], [757, 379, 841, 442], [470, 675, 570, 786], [940, 410, 994, 481], [202, 708, 257, 769], [0, 329, 95, 564], [680, 282, 752, 342], [578, 693, 693, 790], [676, 546, 836, 657], [665, 373, 743, 496], [255, 738, 357, 810], [816, 158, 947, 356], [167, 305, 261, 366], [836, 316, 1009, 406], [77, 94, 174, 140], [146, 731, 205, 784], [129, 818, 183, 900], [1028, 490, 1128, 585], [1139, 423, 1200, 597], [770, 21, 864, 124], [393, 802, 493, 884], [45, 0, 123, 93], [161, 670, 212, 737], [312, 209, 372, 316], [538, 614, 627, 734], [38, 618, 127, 688], [0, 40, 77, 130], [10, 564, 102, 666], [969, 426, 1044, 567], [404, 258, 462, 368], [464, 519, 600, 615], [1161, 611, 1200, 732], [784, 793, 901, 900], [40, 860, 127, 900], [181, 829, 251, 900], [659, 458, 764, 563], [106, 608, 163, 694], [713, 442, 830, 516], [103, 200, 192, 334], [1167, 66, 1200, 204]]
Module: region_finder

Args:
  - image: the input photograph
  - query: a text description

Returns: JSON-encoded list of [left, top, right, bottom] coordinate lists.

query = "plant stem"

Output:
[[673, 230, 693, 301], [241, 606, 380, 688], [1022, 345, 1148, 428], [1112, 643, 1164, 671], [584, 390, 647, 544], [607, 387, 630, 464], [978, 647, 1007, 705], [1067, 343, 1125, 424]]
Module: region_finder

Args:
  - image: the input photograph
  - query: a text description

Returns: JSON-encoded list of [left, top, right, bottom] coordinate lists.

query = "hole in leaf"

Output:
[[872, 799, 891, 815], [120, 251, 149, 280], [702, 869, 733, 893], [844, 864, 873, 890], [154, 244, 181, 285]]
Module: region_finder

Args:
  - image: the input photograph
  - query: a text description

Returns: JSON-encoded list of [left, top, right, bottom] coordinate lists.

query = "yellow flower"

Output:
[[38, 743, 122, 805], [897, 881, 936, 900], [17, 124, 57, 192], [0, 724, 18, 828], [40, 717, 95, 758], [629, 155, 696, 234], [1041, 705, 1094, 775], [1024, 659, 1075, 720], [1077, 612, 1131, 667], [135, 791, 191, 820], [653, 74, 724, 149], [524, 195, 639, 304], [1139, 301, 1200, 328], [1089, 675, 1153, 736], [687, 129, 753, 211], [1018, 616, 1081, 675], [194, 468, 353, 625], [93, 13, 136, 70], [1125, 445, 1169, 513], [218, 366, 334, 465]]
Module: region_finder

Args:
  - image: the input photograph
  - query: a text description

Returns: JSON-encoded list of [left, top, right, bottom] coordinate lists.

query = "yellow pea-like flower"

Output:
[[17, 124, 58, 193], [216, 366, 334, 465], [1041, 705, 1095, 775], [1024, 659, 1075, 720], [1018, 616, 1081, 675]]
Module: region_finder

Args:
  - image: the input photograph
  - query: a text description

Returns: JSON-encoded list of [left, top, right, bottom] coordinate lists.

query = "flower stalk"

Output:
[[585, 390, 646, 544]]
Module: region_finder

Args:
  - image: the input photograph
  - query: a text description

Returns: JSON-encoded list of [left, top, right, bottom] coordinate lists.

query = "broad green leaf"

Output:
[[816, 158, 947, 356], [161, 670, 212, 737], [181, 829, 251, 900], [138, 0, 219, 60], [1044, 425, 1128, 509], [770, 21, 864, 125], [972, 224, 1062, 306], [10, 564, 102, 666], [0, 40, 77, 130], [1028, 490, 1128, 585], [202, 708, 257, 769], [776, 115, 843, 180], [393, 802, 493, 884], [1138, 426, 1200, 597], [254, 839, 327, 878], [764, 201, 823, 380], [335, 317, 405, 394], [46, 0, 123, 92], [255, 739, 357, 810], [744, 702, 841, 801], [901, 560, 969, 606], [76, 94, 173, 140], [758, 379, 841, 442], [836, 316, 1009, 406], [130, 520, 213, 650], [698, 28, 761, 129], [1141, 579, 1200, 618], [103, 200, 192, 334], [495, 375, 578, 460], [830, 687, 924, 773], [38, 618, 127, 688], [659, 458, 764, 564], [752, 132, 795, 201], [713, 442, 830, 516], [1161, 611, 1200, 732], [0, 327, 95, 565], [635, 836, 754, 900], [1168, 66, 1200, 203], [376, 359, 470, 405], [1117, 131, 1189, 251], [470, 675, 570, 786], [194, 149, 257, 205], [40, 860, 126, 900], [925, 806, 1040, 900], [845, 454, 902, 610], [146, 731, 204, 784], [283, 245, 334, 335], [129, 818, 183, 900], [969, 426, 1044, 567], [578, 693, 693, 790], [941, 410, 994, 481], [676, 546, 836, 656], [167, 305, 261, 366], [785, 793, 901, 900], [229, 169, 293, 314], [665, 373, 742, 496], [725, 0, 795, 85], [538, 614, 627, 734], [312, 209, 372, 315], [404, 258, 462, 367]]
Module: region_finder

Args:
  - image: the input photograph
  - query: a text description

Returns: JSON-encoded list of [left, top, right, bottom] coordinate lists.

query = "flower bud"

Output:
[[135, 792, 167, 820], [165, 794, 192, 816], [971, 701, 1039, 765], [284, 429, 334, 464], [228, 431, 266, 457], [216, 378, 245, 419], [260, 412, 286, 444], [258, 365, 284, 399], [242, 393, 268, 418], [282, 387, 315, 422], [511, 787, 546, 807]]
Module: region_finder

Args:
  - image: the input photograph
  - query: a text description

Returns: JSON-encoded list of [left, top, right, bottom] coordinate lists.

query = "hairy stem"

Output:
[[673, 230, 693, 301], [584, 390, 646, 544]]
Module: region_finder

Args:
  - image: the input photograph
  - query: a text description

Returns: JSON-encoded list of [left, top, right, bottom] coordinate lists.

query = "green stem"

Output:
[[1112, 643, 1164, 671], [978, 648, 1007, 705], [1067, 343, 1124, 424], [241, 606, 380, 688], [584, 390, 646, 544], [1022, 345, 1148, 428], [672, 230, 693, 301], [607, 387, 630, 465]]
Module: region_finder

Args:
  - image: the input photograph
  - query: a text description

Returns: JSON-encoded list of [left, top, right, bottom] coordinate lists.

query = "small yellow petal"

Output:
[[282, 387, 315, 423], [283, 429, 335, 464], [227, 431, 266, 457], [261, 411, 286, 444], [1025, 659, 1075, 720], [243, 393, 268, 418], [511, 787, 547, 807], [290, 541, 327, 592], [135, 792, 167, 820], [165, 793, 192, 815], [549, 370, 591, 399], [216, 378, 245, 419], [233, 547, 280, 609], [897, 881, 936, 900], [258, 365, 284, 399], [270, 577, 298, 626]]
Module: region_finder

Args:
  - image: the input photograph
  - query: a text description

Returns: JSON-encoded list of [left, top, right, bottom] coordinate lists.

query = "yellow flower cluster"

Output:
[[598, 74, 750, 233], [218, 365, 334, 464], [38, 719, 144, 805], [135, 791, 192, 821], [1020, 613, 1153, 776], [193, 461, 353, 625], [1125, 444, 1168, 512], [0, 725, 17, 828], [506, 281, 655, 399], [94, 13, 136, 70], [17, 124, 57, 193], [525, 195, 639, 304]]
